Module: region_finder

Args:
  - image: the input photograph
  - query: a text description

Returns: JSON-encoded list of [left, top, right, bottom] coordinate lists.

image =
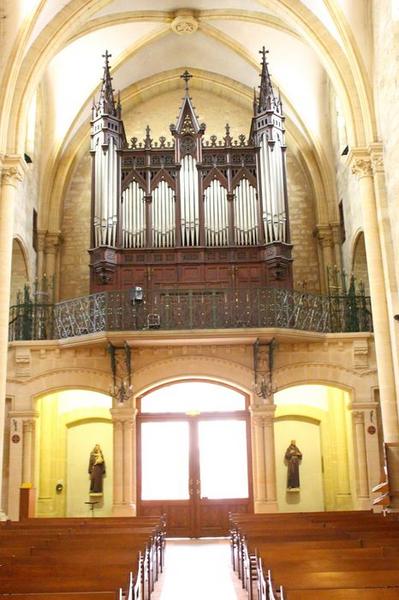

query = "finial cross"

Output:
[[181, 70, 192, 94], [103, 50, 112, 65], [259, 46, 269, 65]]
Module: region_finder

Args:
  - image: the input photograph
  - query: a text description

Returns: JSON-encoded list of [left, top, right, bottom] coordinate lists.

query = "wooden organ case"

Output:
[[89, 50, 293, 295]]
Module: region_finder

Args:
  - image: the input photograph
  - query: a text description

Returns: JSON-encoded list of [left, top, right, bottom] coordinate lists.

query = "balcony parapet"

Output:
[[9, 287, 373, 342]]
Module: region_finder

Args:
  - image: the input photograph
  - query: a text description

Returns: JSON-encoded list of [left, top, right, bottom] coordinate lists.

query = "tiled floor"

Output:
[[152, 538, 249, 600]]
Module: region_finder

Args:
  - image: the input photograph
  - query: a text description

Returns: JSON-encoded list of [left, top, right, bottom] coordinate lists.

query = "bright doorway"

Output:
[[137, 381, 252, 537]]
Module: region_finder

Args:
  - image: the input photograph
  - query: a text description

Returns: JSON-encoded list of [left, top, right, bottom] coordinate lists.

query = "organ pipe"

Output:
[[93, 137, 119, 247], [180, 155, 199, 246], [234, 179, 258, 245], [152, 181, 175, 248], [259, 134, 287, 243], [204, 180, 228, 246], [121, 181, 145, 248]]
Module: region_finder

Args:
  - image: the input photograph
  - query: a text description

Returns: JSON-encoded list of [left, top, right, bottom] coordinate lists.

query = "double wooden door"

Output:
[[137, 412, 252, 537]]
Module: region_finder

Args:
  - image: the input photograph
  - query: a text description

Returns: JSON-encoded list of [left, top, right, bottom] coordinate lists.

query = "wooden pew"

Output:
[[230, 510, 399, 600], [0, 515, 164, 600]]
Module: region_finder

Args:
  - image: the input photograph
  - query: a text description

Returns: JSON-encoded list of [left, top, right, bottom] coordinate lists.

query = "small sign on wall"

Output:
[[11, 418, 22, 443]]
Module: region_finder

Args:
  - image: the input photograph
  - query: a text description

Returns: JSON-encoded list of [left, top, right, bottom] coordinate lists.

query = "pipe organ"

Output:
[[90, 50, 293, 293]]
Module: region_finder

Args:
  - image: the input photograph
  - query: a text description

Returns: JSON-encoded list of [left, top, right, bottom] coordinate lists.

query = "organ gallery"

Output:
[[90, 49, 293, 295]]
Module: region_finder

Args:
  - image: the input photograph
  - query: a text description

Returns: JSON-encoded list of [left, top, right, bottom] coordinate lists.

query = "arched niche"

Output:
[[352, 231, 370, 295], [35, 389, 112, 518], [274, 384, 354, 512], [10, 238, 30, 305]]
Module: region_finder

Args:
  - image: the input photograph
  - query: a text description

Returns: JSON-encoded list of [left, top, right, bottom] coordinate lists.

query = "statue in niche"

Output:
[[284, 440, 302, 492], [88, 444, 106, 495]]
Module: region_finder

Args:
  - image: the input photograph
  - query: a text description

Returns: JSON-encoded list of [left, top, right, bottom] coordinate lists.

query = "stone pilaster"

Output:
[[250, 403, 278, 512], [7, 410, 38, 520], [110, 407, 136, 515], [0, 155, 26, 519], [350, 148, 399, 443], [351, 409, 370, 508]]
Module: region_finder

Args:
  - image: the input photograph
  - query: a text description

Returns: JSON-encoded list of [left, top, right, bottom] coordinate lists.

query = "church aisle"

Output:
[[152, 538, 248, 600]]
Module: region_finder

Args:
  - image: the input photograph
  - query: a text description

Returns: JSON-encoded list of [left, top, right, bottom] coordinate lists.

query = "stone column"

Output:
[[36, 230, 46, 285], [111, 407, 136, 515], [0, 155, 26, 519], [250, 404, 278, 512], [330, 222, 343, 272], [351, 149, 399, 442], [369, 144, 399, 407], [352, 410, 370, 508], [316, 224, 334, 291], [44, 231, 61, 298]]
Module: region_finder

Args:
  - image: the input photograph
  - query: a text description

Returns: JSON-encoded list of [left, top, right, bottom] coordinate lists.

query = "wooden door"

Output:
[[137, 398, 252, 537]]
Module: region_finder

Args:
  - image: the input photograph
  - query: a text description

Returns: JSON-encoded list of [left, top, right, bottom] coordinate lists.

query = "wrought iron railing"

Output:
[[8, 287, 373, 341]]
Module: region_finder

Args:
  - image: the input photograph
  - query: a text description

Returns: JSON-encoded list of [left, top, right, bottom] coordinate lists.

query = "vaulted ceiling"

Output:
[[0, 1, 375, 227]]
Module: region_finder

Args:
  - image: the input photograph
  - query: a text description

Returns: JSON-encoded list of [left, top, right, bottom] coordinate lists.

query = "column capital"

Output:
[[37, 230, 47, 252], [250, 404, 276, 424], [330, 222, 341, 242], [9, 410, 39, 420], [369, 143, 385, 175], [349, 401, 379, 411], [352, 410, 365, 424], [110, 407, 137, 423], [315, 223, 333, 246], [45, 231, 62, 254], [1, 155, 27, 187], [348, 148, 373, 179]]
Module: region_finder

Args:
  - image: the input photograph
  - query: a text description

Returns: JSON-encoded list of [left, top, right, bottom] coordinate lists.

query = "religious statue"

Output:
[[88, 444, 106, 495], [284, 440, 302, 492]]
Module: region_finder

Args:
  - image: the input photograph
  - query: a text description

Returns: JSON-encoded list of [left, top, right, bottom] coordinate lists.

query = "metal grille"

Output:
[[9, 287, 373, 341]]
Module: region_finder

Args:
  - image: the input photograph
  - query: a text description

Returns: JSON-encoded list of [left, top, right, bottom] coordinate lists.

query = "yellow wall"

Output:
[[275, 417, 324, 512], [36, 390, 112, 517], [274, 385, 354, 512], [67, 420, 113, 517]]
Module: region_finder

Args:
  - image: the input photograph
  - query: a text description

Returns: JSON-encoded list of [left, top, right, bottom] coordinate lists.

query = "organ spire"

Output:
[[257, 47, 277, 113], [171, 71, 205, 137], [98, 50, 119, 117]]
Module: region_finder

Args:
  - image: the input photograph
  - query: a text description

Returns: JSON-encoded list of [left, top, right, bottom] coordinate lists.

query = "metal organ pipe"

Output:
[[180, 155, 199, 246], [122, 181, 145, 248], [93, 136, 118, 247], [234, 179, 258, 245], [259, 131, 287, 244], [204, 180, 228, 246], [152, 181, 175, 248]]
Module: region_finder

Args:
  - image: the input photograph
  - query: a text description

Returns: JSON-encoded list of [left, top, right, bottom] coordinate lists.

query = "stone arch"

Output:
[[133, 354, 254, 402], [352, 231, 370, 295], [10, 237, 30, 305], [11, 368, 112, 411], [274, 362, 377, 404]]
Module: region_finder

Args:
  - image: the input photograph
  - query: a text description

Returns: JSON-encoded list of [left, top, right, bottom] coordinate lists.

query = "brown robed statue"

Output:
[[285, 440, 302, 492], [88, 444, 106, 495]]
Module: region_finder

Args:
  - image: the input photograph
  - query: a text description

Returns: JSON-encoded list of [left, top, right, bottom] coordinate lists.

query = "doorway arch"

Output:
[[136, 379, 253, 537]]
